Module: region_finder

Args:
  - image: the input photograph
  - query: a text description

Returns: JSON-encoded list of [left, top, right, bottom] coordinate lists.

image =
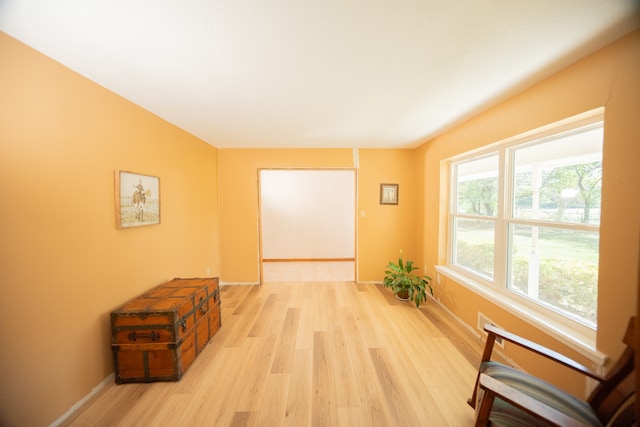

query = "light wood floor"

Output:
[[62, 281, 482, 426]]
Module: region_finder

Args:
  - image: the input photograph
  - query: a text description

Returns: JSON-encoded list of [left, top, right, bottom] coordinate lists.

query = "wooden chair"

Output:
[[467, 317, 636, 426]]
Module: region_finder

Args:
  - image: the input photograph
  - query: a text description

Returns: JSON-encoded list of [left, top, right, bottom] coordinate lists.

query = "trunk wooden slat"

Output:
[[111, 277, 221, 383]]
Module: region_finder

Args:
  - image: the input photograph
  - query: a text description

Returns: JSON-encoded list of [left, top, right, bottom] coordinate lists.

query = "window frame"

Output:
[[437, 108, 607, 366], [450, 152, 500, 282]]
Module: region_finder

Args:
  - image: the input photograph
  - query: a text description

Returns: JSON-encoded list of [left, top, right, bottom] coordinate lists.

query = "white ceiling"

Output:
[[1, 1, 638, 149]]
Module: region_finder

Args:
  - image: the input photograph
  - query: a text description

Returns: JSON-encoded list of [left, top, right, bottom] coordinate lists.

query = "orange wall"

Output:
[[417, 30, 640, 396], [2, 25, 638, 426], [0, 33, 220, 427], [357, 149, 421, 281], [217, 148, 418, 283]]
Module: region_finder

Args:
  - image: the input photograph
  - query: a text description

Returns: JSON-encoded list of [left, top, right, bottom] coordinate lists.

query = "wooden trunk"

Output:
[[111, 277, 221, 383]]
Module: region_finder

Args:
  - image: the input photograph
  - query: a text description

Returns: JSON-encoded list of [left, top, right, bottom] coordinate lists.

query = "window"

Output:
[[453, 154, 499, 281], [447, 111, 603, 337]]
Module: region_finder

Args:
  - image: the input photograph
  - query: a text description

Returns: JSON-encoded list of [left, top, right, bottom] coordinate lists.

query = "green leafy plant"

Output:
[[383, 252, 433, 308]]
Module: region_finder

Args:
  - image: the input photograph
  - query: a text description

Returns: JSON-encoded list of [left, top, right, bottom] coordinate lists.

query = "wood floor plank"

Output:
[[339, 309, 394, 426], [255, 373, 290, 426], [224, 295, 266, 347], [220, 285, 253, 313], [247, 292, 279, 337], [295, 297, 316, 350], [329, 314, 362, 407], [59, 382, 152, 427], [229, 411, 254, 427], [288, 281, 313, 308], [62, 281, 479, 427], [312, 331, 339, 426], [348, 286, 388, 348], [369, 347, 422, 426], [311, 284, 332, 331], [112, 387, 174, 427], [284, 348, 312, 426], [234, 335, 278, 412], [337, 406, 371, 427], [229, 285, 263, 315], [379, 332, 451, 425], [145, 394, 193, 427], [271, 307, 300, 374], [180, 346, 245, 426], [428, 384, 477, 427]]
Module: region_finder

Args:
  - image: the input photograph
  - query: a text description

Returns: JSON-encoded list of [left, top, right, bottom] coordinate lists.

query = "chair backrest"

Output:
[[588, 317, 636, 426]]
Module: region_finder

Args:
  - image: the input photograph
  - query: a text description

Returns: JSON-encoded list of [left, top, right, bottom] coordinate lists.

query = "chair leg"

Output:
[[469, 333, 497, 409], [474, 387, 494, 427], [468, 373, 482, 409]]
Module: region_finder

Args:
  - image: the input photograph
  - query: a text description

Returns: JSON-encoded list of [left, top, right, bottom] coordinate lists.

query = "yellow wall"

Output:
[[217, 148, 419, 283], [357, 149, 421, 281], [2, 25, 638, 426], [417, 30, 640, 396], [0, 33, 220, 427]]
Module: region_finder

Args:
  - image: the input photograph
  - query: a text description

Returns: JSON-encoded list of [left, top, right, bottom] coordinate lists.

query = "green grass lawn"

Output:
[[455, 220, 598, 325]]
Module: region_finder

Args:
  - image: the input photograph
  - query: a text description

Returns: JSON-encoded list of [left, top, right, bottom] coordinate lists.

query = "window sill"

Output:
[[434, 265, 608, 367]]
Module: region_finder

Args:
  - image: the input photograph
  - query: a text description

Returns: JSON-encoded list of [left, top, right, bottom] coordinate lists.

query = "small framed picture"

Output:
[[115, 170, 161, 228], [380, 183, 399, 205]]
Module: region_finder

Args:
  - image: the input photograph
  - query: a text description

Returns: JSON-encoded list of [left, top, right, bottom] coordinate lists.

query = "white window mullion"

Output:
[[493, 147, 507, 289], [448, 164, 458, 266]]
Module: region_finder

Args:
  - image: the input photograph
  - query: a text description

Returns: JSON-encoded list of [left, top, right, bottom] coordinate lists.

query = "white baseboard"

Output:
[[427, 295, 482, 340], [428, 295, 522, 370], [220, 281, 260, 286], [49, 373, 114, 427]]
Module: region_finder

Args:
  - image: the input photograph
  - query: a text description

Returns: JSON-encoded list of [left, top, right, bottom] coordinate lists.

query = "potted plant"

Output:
[[383, 252, 433, 308]]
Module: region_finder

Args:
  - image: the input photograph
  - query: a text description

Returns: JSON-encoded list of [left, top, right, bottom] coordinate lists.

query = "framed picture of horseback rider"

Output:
[[115, 170, 161, 228]]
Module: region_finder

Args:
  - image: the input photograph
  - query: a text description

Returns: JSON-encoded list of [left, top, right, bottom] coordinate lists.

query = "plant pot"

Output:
[[395, 289, 409, 301]]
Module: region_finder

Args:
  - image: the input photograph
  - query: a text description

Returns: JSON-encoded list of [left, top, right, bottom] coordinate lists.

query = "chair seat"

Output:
[[479, 361, 603, 427]]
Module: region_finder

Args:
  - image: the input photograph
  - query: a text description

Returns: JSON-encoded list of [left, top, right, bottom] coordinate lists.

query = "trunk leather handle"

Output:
[[127, 331, 160, 342]]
